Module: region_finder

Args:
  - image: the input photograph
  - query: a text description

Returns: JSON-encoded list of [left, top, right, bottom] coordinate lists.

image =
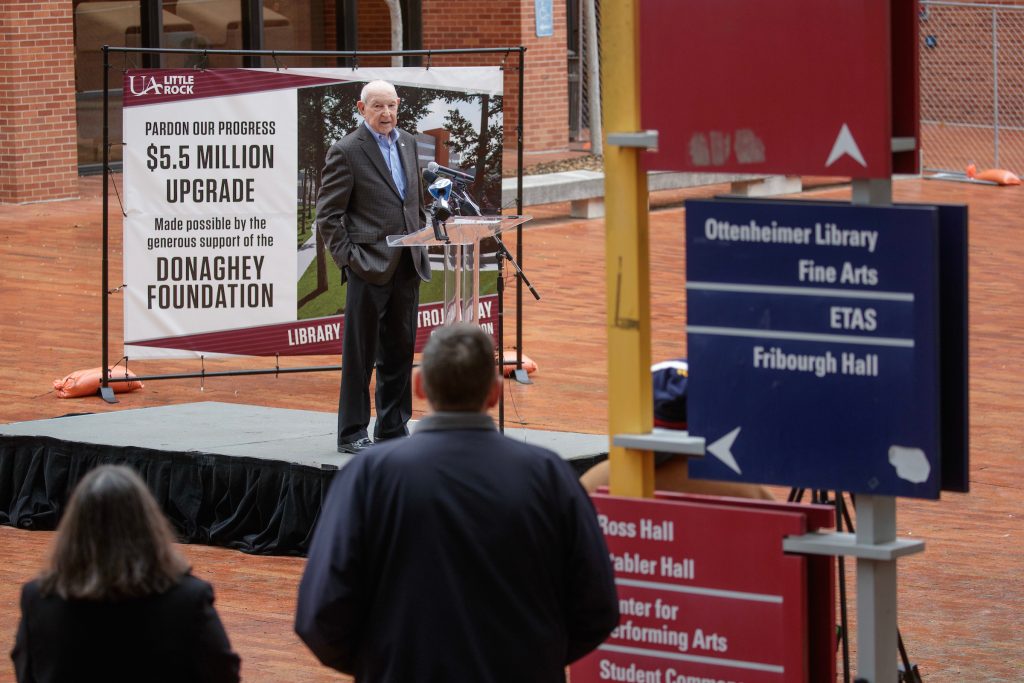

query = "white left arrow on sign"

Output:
[[707, 426, 743, 474], [825, 123, 867, 168]]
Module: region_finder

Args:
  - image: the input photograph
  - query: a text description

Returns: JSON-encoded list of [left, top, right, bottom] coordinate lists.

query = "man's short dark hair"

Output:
[[420, 324, 496, 411]]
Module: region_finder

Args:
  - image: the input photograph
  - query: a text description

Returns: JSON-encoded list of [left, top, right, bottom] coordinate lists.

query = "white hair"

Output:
[[360, 80, 398, 102]]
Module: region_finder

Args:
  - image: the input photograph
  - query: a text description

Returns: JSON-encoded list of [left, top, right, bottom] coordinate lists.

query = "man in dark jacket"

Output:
[[295, 323, 619, 682]]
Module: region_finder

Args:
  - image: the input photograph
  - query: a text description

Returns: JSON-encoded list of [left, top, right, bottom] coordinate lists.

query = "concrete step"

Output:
[[502, 171, 800, 218]]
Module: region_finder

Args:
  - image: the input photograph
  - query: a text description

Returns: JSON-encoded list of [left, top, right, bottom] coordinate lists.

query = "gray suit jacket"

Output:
[[316, 124, 430, 286]]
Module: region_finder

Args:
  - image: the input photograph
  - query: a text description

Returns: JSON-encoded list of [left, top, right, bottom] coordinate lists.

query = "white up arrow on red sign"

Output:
[[825, 123, 867, 168]]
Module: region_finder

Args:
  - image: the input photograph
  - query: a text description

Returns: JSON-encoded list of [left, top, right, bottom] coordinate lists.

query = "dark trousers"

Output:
[[338, 253, 420, 445]]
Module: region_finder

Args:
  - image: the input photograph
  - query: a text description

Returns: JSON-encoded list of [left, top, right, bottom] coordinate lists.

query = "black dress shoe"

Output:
[[337, 437, 373, 454]]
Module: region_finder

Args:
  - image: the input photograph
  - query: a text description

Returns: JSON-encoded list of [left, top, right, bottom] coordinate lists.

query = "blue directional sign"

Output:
[[685, 199, 942, 498]]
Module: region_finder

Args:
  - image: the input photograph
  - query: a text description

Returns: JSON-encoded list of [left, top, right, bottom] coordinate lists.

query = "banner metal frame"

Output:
[[99, 46, 528, 424]]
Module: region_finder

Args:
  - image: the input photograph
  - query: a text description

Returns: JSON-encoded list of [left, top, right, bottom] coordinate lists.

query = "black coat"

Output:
[[11, 573, 240, 683], [295, 412, 620, 682]]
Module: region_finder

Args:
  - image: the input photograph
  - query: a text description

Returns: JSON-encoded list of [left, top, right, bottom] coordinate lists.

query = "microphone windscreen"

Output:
[[426, 161, 440, 174], [422, 168, 438, 184]]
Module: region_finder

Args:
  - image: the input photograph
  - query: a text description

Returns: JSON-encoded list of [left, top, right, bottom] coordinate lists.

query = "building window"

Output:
[[73, 0, 327, 168]]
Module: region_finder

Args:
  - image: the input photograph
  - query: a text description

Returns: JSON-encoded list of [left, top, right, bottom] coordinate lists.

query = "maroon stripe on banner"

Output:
[[129, 296, 500, 356], [123, 69, 353, 107]]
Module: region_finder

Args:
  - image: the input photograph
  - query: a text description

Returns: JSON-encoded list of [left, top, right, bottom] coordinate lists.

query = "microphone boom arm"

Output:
[[450, 185, 540, 301]]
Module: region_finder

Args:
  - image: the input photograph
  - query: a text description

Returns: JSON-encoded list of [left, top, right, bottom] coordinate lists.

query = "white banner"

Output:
[[121, 67, 504, 358], [124, 88, 298, 349]]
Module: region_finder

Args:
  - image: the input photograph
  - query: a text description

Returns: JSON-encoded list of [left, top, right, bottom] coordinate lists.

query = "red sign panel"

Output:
[[570, 494, 835, 683], [638, 0, 919, 178]]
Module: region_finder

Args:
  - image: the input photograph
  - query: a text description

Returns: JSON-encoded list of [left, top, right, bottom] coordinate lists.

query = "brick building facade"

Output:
[[0, 0, 568, 204], [0, 1, 80, 203], [360, 0, 569, 155]]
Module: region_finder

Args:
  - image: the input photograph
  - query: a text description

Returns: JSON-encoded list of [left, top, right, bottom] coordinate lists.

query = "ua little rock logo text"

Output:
[[128, 74, 196, 96]]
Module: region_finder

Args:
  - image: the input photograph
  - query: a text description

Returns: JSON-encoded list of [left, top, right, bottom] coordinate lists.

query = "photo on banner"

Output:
[[121, 66, 504, 359]]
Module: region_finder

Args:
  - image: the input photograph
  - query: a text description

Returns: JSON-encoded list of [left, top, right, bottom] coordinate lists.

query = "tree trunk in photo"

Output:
[[384, 0, 403, 67], [300, 168, 309, 226], [471, 94, 490, 201], [312, 101, 328, 298]]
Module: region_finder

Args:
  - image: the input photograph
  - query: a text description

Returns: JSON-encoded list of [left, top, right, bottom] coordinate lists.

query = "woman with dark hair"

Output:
[[10, 465, 241, 683]]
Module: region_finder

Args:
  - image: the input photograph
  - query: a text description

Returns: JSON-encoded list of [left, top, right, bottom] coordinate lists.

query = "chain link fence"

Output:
[[920, 1, 1024, 174]]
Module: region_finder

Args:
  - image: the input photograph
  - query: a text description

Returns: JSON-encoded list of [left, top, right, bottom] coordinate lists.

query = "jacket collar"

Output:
[[414, 412, 497, 432]]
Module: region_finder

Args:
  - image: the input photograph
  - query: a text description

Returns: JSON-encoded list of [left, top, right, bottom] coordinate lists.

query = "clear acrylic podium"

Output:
[[387, 215, 532, 327]]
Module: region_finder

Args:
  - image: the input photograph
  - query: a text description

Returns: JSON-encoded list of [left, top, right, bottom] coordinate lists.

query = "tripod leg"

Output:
[[836, 493, 852, 683], [897, 631, 922, 682], [841, 492, 856, 530]]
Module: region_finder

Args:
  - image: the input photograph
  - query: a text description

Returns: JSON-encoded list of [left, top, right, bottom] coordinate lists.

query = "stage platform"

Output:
[[0, 402, 609, 555]]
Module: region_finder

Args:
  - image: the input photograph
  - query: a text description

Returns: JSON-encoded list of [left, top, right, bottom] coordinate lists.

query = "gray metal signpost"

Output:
[[619, 178, 968, 681], [616, 2, 967, 677]]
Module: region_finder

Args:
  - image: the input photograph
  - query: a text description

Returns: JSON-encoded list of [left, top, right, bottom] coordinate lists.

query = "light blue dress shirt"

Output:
[[365, 121, 406, 199]]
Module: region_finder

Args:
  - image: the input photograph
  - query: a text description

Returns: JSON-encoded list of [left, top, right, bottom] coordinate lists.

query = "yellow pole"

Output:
[[601, 0, 653, 498]]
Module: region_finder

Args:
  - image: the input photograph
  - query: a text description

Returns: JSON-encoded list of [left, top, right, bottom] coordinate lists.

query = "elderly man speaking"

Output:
[[316, 79, 431, 455]]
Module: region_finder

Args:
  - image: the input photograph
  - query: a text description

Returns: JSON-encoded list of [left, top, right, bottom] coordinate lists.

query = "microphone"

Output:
[[427, 161, 475, 184], [427, 177, 453, 242], [428, 177, 453, 207], [421, 168, 439, 185]]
